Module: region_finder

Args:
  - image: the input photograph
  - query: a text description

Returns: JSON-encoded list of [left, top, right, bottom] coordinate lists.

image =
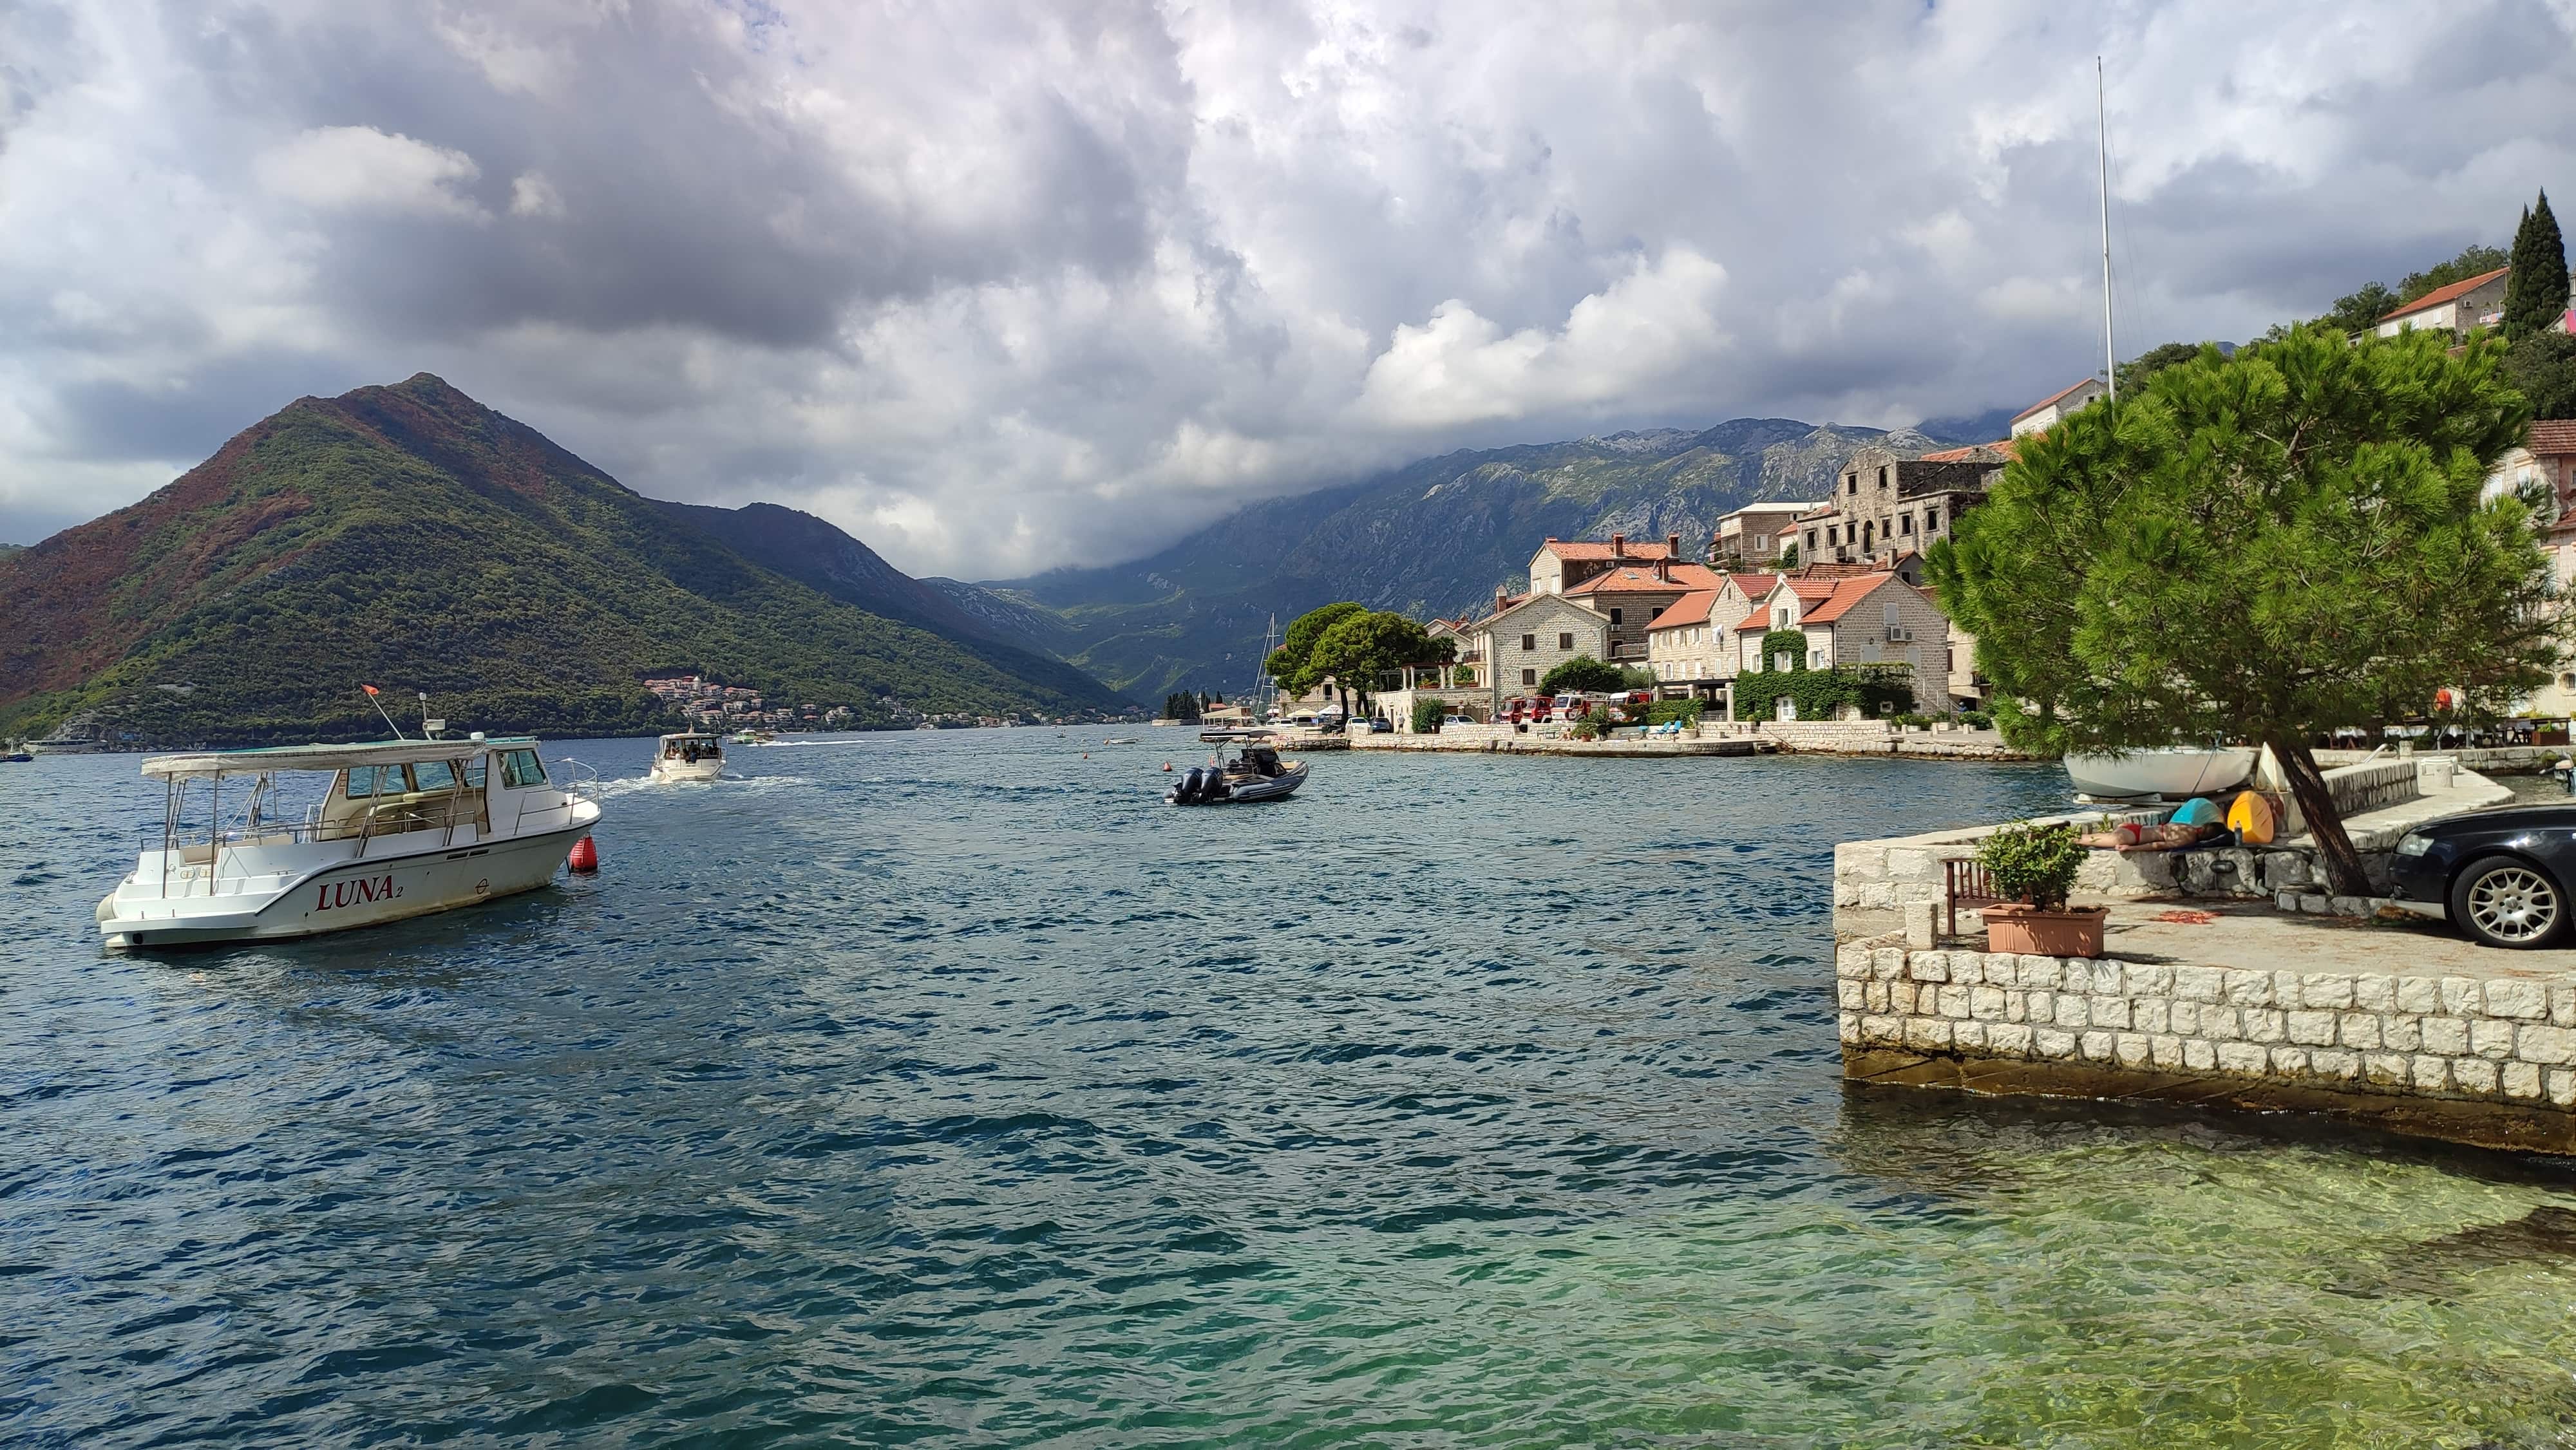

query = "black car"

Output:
[[2387, 805, 2576, 949]]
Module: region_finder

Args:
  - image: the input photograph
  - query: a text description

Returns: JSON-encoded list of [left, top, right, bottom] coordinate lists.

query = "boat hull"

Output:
[[649, 758, 725, 783], [2063, 748, 2257, 800], [1166, 760, 1307, 805], [98, 813, 596, 950]]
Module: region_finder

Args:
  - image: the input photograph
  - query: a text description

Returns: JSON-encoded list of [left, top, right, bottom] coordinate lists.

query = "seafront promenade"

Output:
[[1310, 719, 2033, 760], [1832, 753, 2576, 1153]]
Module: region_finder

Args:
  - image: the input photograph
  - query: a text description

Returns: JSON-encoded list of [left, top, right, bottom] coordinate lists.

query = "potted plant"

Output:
[[1975, 820, 2107, 956]]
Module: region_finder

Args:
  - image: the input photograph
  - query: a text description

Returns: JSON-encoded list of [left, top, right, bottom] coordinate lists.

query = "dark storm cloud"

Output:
[[3, 1, 2572, 570], [156, 2, 1168, 348]]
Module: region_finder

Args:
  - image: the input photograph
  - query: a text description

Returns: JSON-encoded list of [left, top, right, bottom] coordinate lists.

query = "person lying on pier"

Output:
[[2071, 820, 2230, 853]]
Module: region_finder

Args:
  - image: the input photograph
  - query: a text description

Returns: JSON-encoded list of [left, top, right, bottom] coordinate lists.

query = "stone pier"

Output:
[[1839, 931, 2576, 1154], [1833, 755, 2576, 1153]]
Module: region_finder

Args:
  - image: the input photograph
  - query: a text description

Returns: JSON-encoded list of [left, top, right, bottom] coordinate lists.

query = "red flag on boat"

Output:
[[362, 684, 381, 696]]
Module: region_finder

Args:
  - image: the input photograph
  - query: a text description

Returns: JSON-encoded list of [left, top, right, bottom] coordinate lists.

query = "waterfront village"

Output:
[[1293, 372, 2576, 749], [638, 677, 1041, 733], [1198, 268, 2576, 1162]]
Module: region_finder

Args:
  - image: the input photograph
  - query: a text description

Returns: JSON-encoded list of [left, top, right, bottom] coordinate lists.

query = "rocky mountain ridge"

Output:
[[952, 417, 1964, 695], [0, 375, 1133, 744]]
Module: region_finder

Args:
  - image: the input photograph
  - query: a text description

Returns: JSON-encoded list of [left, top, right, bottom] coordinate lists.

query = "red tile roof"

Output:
[[2011, 380, 2103, 423], [1917, 440, 2017, 464], [1649, 589, 1718, 630], [1563, 562, 1723, 596], [2528, 420, 2576, 456], [2382, 266, 2512, 322], [1804, 574, 1902, 625], [1537, 538, 1676, 561]]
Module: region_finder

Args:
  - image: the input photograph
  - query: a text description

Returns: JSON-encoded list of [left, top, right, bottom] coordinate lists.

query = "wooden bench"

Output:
[[1944, 858, 2003, 938]]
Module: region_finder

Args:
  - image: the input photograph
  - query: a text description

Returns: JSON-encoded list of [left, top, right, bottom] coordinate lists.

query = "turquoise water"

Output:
[[7, 730, 2576, 1448]]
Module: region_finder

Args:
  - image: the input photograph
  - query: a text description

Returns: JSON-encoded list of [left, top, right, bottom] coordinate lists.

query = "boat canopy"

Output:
[[139, 737, 538, 780]]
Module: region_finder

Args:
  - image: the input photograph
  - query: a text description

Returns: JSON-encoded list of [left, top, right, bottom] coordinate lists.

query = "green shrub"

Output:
[[1540, 656, 1626, 694], [1645, 699, 1702, 728], [1410, 696, 1447, 733], [1566, 715, 1605, 740], [1732, 664, 1913, 722], [1975, 821, 2086, 909]]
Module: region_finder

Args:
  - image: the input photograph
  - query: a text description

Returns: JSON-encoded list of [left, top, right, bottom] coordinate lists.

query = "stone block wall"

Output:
[[1837, 945, 2576, 1110]]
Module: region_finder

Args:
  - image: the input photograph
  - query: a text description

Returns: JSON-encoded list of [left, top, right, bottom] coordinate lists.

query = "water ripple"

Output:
[[6, 734, 2576, 1446]]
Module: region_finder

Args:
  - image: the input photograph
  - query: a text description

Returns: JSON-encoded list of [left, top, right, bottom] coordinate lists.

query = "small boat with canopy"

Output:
[[95, 734, 600, 949], [1165, 741, 1308, 805], [650, 731, 725, 783]]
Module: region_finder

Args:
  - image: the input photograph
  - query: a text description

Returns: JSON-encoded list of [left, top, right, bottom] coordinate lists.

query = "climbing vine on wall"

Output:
[[1731, 629, 1914, 721]]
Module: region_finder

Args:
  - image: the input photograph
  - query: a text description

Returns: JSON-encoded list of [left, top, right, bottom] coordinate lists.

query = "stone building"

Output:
[[1646, 572, 1782, 690], [1560, 559, 1725, 663], [1710, 502, 1821, 568], [1527, 533, 1681, 596], [1732, 570, 1953, 713], [1795, 444, 2007, 567], [2375, 266, 2513, 341], [2501, 421, 2576, 716], [2010, 379, 2108, 437], [1473, 592, 1613, 706]]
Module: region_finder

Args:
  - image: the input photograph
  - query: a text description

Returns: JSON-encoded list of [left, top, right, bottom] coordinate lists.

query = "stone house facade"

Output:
[[1796, 444, 2006, 567], [1473, 592, 1613, 707], [1711, 502, 1820, 569], [1560, 559, 1724, 663], [1527, 533, 1681, 597], [2009, 378, 2108, 437], [1647, 572, 1779, 688], [1734, 571, 1951, 711], [2500, 421, 2576, 716], [2375, 266, 2513, 341]]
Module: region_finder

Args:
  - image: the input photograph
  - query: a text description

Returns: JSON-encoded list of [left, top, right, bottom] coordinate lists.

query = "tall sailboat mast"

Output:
[[2097, 55, 2116, 403], [1247, 614, 1278, 719]]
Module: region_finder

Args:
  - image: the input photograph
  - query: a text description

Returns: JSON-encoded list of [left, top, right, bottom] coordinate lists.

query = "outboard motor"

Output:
[[1173, 766, 1205, 804]]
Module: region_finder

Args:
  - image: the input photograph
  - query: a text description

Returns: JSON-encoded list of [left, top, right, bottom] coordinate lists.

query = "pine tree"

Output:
[[2505, 190, 2570, 341]]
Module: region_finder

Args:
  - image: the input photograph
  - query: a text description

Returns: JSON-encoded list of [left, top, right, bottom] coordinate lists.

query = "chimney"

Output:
[[1655, 558, 1671, 583], [1611, 532, 1627, 558], [1495, 586, 1508, 614], [1666, 532, 1681, 559]]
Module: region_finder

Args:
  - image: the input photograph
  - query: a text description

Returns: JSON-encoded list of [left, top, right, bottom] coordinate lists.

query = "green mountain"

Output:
[[0, 374, 1132, 746], [952, 417, 1951, 696]]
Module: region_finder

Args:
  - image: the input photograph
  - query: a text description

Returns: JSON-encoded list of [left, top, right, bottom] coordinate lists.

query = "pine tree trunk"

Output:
[[2267, 736, 2371, 897]]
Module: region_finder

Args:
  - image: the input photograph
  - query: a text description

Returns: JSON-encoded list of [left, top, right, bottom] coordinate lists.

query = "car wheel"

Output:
[[2449, 854, 2570, 950]]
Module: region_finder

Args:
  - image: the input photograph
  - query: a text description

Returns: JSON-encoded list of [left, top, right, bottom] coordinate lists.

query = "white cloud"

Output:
[[508, 172, 565, 218], [1356, 248, 1732, 428], [3, 0, 2573, 577], [254, 126, 486, 220]]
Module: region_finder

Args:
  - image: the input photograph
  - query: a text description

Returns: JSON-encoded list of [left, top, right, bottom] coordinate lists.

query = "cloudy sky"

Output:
[[4, 1, 2571, 578]]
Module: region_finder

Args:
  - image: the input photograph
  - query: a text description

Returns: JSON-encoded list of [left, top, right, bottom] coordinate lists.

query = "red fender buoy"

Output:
[[567, 836, 600, 872], [1162, 762, 1173, 772]]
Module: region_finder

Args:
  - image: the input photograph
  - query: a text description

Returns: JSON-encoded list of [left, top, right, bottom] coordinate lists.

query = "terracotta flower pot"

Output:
[[1983, 903, 2108, 957]]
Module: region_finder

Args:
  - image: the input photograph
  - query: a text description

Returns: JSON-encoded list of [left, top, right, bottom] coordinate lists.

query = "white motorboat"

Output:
[[1165, 742, 1309, 805], [95, 735, 600, 950], [649, 731, 725, 783], [2064, 746, 2257, 800]]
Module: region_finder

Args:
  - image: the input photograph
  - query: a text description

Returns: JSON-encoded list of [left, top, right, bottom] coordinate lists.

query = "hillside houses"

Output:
[[2376, 266, 2514, 341]]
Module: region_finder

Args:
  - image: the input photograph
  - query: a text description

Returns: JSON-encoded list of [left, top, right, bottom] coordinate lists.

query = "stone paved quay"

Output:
[[1833, 757, 2576, 1153], [1346, 730, 1772, 757], [1838, 916, 2576, 1154]]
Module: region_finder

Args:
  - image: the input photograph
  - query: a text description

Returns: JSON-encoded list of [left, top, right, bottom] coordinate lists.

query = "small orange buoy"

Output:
[[1162, 762, 1173, 772], [567, 836, 600, 872]]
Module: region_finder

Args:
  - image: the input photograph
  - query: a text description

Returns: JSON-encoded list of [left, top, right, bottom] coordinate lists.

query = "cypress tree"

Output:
[[2505, 190, 2570, 341]]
